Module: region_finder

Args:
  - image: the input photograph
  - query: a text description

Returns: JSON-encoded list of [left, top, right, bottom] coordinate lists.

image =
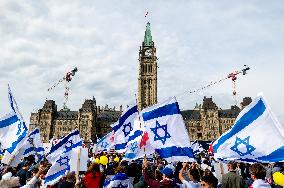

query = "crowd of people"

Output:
[[0, 152, 283, 188]]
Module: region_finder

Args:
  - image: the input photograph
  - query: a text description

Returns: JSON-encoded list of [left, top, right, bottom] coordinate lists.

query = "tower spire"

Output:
[[143, 22, 153, 46]]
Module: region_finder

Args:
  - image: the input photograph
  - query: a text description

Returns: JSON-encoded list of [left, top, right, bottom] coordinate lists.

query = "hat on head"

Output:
[[160, 167, 173, 177]]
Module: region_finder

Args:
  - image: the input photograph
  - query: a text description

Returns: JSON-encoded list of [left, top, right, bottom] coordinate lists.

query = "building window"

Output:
[[197, 133, 202, 139]]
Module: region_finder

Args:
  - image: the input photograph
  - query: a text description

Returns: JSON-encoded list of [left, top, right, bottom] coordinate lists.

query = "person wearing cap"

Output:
[[142, 159, 179, 188], [221, 161, 243, 188]]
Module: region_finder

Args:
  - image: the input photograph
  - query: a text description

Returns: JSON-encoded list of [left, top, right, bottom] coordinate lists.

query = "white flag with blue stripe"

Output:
[[0, 86, 28, 164], [141, 97, 195, 162], [213, 93, 284, 163], [46, 129, 82, 164], [104, 173, 133, 188], [10, 128, 44, 167], [113, 105, 140, 153], [94, 131, 115, 154], [44, 130, 82, 185]]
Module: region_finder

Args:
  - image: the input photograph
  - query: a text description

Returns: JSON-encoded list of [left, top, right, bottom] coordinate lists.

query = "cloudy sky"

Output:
[[0, 0, 284, 124]]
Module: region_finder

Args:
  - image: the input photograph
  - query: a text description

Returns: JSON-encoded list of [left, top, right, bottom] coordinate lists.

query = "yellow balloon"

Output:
[[114, 156, 120, 162], [273, 172, 284, 186], [94, 158, 100, 164], [100, 156, 108, 165]]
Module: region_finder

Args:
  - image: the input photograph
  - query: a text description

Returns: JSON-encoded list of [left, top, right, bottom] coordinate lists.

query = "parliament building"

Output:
[[29, 22, 251, 143]]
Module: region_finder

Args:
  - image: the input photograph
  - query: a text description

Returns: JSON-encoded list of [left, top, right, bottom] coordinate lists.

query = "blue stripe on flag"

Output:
[[115, 143, 126, 150], [142, 102, 181, 121], [44, 168, 69, 184], [48, 130, 80, 155], [113, 105, 138, 132], [128, 130, 143, 141], [213, 98, 266, 152], [6, 130, 27, 153], [257, 146, 284, 162], [155, 146, 194, 159], [23, 147, 45, 155], [124, 153, 136, 159], [0, 115, 19, 128], [29, 128, 40, 137]]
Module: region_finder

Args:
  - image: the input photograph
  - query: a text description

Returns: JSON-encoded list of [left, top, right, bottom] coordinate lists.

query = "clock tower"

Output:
[[138, 22, 158, 110]]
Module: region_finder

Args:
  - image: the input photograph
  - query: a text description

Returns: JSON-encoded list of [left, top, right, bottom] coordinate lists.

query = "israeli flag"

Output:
[[44, 130, 82, 185], [0, 86, 28, 164], [213, 94, 284, 163], [141, 97, 195, 162], [94, 131, 115, 154], [104, 173, 133, 188], [46, 130, 82, 164], [10, 128, 45, 167], [191, 140, 204, 155], [123, 118, 155, 161], [113, 105, 140, 153]]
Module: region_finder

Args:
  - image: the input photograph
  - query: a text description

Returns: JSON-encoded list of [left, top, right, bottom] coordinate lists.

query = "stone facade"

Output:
[[29, 98, 122, 143], [138, 22, 158, 110], [181, 97, 251, 141]]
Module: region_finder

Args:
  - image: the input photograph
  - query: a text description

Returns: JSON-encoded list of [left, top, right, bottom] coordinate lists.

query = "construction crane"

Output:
[[188, 65, 250, 106], [47, 67, 78, 111]]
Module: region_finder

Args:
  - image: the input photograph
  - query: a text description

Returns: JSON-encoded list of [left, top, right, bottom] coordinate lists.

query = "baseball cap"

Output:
[[160, 167, 173, 177]]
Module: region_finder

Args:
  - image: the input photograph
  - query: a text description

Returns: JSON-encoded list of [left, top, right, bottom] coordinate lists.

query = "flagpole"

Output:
[[134, 94, 146, 157], [75, 147, 81, 184]]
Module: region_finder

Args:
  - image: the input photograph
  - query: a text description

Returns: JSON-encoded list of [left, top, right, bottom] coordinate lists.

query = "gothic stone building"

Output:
[[29, 98, 122, 143], [181, 97, 252, 141]]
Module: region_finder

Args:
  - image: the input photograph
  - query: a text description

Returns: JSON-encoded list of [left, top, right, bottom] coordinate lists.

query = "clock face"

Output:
[[145, 49, 152, 57]]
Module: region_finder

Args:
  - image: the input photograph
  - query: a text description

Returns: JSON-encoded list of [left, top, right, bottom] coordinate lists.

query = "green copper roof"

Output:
[[144, 22, 153, 46]]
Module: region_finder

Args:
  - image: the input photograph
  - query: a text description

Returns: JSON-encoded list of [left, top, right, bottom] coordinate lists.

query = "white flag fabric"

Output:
[[213, 93, 284, 163], [46, 130, 82, 164], [44, 130, 82, 185], [113, 105, 140, 153], [70, 148, 88, 172], [191, 140, 204, 155], [94, 131, 115, 154], [0, 86, 28, 164], [10, 128, 44, 167], [104, 173, 133, 188], [141, 97, 195, 162], [0, 112, 25, 149], [123, 118, 155, 161]]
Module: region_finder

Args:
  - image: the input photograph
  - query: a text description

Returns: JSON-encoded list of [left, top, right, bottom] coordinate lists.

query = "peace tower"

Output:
[[138, 22, 158, 110]]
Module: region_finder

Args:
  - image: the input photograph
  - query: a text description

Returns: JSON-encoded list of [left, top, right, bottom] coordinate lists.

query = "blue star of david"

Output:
[[230, 136, 255, 156], [56, 156, 70, 167], [113, 182, 128, 188], [65, 140, 73, 151], [122, 122, 133, 137], [150, 120, 171, 145], [101, 141, 109, 149], [130, 141, 138, 152]]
